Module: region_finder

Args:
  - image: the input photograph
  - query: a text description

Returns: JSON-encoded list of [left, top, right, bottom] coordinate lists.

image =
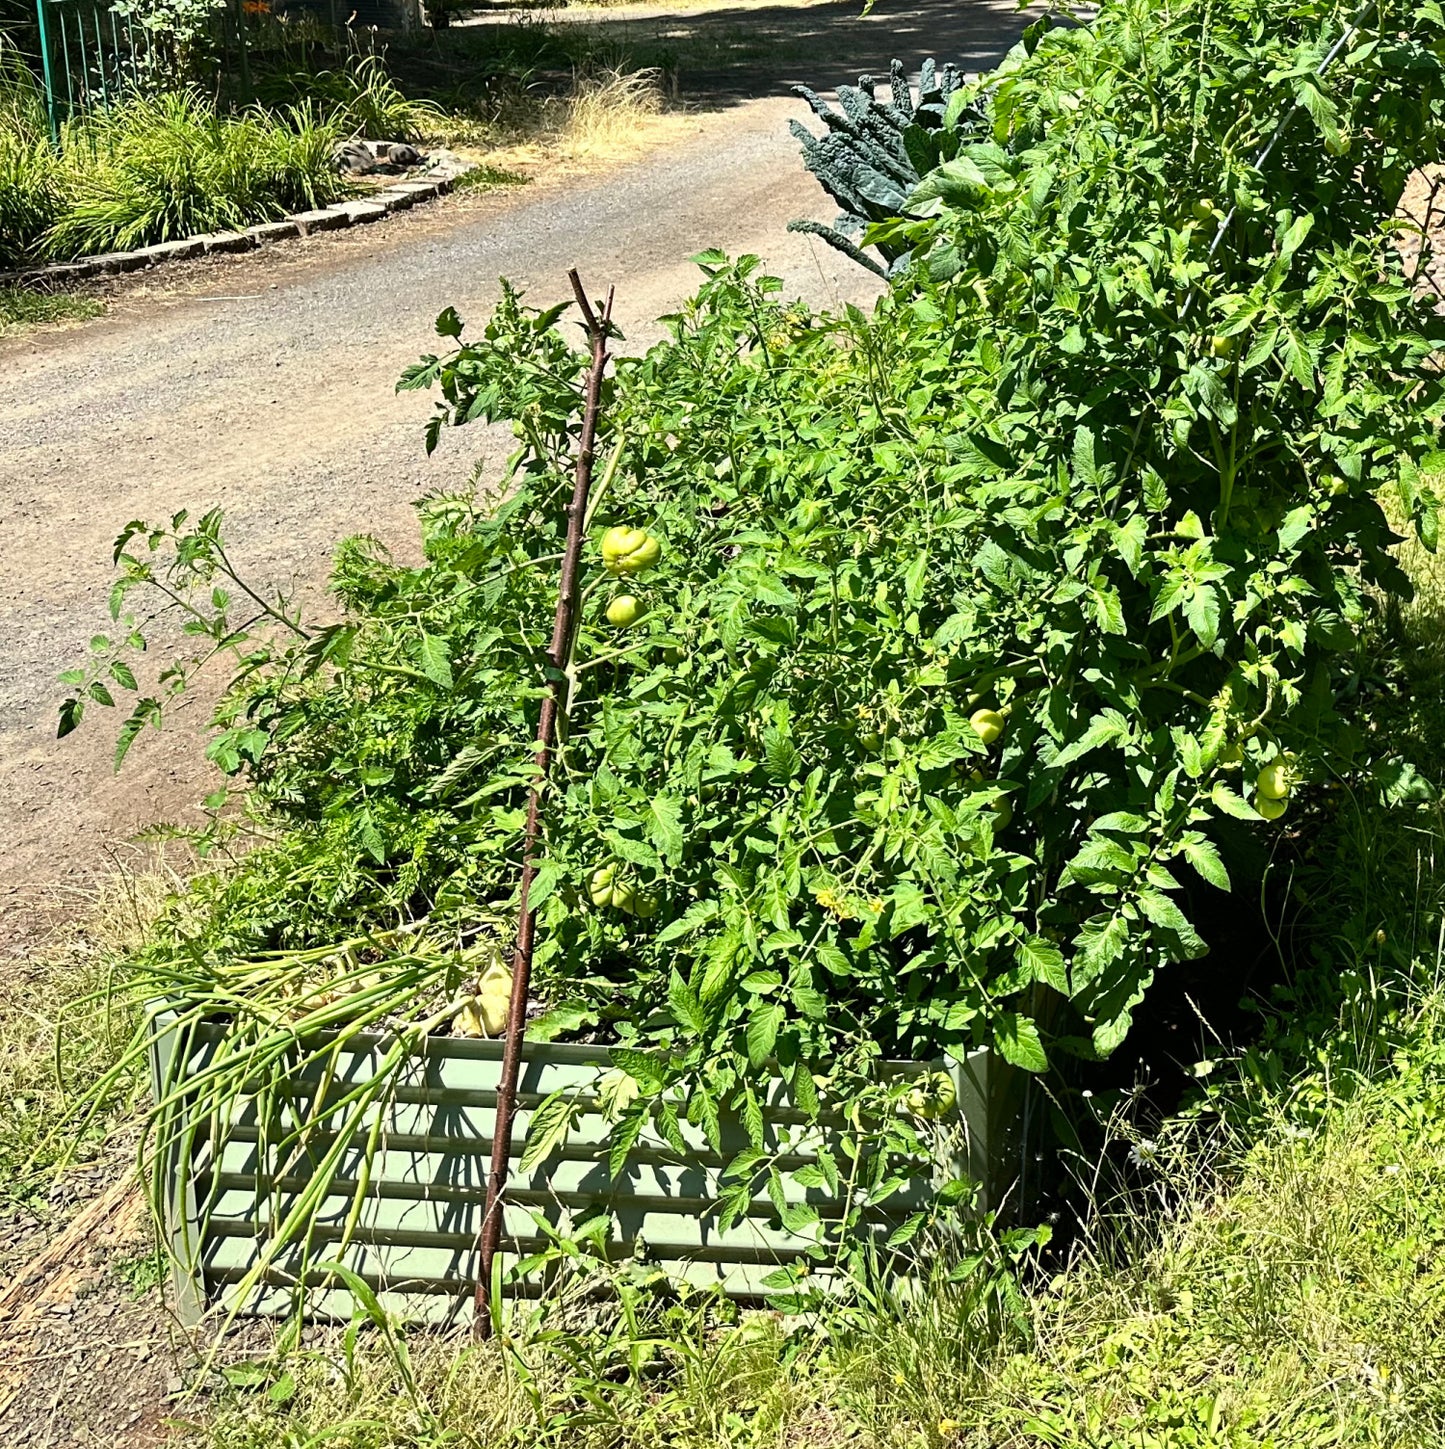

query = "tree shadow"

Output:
[[384, 0, 1036, 118]]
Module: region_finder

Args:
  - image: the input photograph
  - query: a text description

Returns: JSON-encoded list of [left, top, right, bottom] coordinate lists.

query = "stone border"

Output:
[[0, 162, 468, 290]]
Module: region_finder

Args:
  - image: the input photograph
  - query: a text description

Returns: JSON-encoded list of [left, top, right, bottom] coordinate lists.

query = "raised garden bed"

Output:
[[148, 1010, 1016, 1324]]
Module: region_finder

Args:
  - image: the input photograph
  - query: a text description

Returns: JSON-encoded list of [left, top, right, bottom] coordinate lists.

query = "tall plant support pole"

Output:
[[474, 269, 614, 1341]]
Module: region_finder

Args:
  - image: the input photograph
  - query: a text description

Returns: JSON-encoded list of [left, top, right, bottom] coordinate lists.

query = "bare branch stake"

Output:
[[473, 270, 613, 1341]]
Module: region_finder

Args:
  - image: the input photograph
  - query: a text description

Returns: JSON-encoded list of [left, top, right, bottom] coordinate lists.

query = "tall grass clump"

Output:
[[554, 64, 667, 157], [253, 51, 445, 143], [46, 92, 346, 259], [0, 44, 62, 265]]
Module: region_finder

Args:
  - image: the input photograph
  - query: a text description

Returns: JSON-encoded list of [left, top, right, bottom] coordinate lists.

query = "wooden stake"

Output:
[[473, 271, 614, 1340]]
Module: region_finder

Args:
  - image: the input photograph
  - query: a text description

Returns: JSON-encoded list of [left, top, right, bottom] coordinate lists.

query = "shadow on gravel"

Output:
[[431, 0, 1033, 113]]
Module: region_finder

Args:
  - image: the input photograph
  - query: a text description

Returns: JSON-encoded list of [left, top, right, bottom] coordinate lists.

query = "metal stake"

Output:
[[474, 270, 614, 1341]]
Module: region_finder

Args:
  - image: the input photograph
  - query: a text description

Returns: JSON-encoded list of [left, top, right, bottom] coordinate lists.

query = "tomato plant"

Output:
[[61, 0, 1445, 1257]]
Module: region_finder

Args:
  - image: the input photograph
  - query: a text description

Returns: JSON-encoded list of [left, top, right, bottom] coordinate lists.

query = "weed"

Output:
[[0, 285, 104, 333], [111, 1245, 167, 1297], [449, 164, 530, 194]]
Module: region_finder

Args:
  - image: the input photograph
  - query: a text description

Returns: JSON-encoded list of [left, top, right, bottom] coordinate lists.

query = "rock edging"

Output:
[[1, 149, 471, 290]]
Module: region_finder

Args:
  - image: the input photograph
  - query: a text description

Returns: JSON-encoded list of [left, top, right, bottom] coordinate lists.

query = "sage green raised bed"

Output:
[[149, 1011, 1015, 1324]]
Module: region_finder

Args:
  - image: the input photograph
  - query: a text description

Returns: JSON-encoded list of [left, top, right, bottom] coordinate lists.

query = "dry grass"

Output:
[[558, 65, 669, 155], [476, 64, 686, 179], [0, 850, 186, 1200]]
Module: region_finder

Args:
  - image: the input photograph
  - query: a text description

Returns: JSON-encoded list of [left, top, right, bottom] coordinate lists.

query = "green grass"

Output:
[[0, 284, 103, 333], [450, 164, 530, 194], [176, 991, 1445, 1447]]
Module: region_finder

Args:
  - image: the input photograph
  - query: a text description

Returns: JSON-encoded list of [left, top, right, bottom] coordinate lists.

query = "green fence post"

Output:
[[33, 0, 61, 146], [234, 0, 253, 105]]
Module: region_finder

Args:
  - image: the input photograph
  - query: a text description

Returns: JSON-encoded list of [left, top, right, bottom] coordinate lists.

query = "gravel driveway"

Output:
[[0, 0, 1031, 960]]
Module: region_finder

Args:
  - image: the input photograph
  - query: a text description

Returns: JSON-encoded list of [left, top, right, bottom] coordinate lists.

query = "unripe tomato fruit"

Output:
[[1256, 761, 1290, 800], [1253, 791, 1288, 821], [1208, 334, 1236, 359], [991, 796, 1013, 830], [589, 864, 649, 914], [589, 864, 628, 909], [600, 526, 661, 576], [606, 594, 645, 628], [970, 708, 1005, 745], [859, 731, 885, 753], [903, 1071, 958, 1119]]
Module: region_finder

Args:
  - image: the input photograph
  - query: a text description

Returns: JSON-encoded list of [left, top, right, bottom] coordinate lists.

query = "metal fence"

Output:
[[29, 0, 258, 142], [32, 0, 152, 141]]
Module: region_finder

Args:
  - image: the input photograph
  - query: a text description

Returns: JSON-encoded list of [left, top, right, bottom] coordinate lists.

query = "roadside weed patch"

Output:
[[0, 285, 103, 333], [449, 164, 529, 194]]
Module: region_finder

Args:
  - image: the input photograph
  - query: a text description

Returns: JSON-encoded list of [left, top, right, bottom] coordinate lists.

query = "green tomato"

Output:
[[1253, 791, 1288, 822], [1256, 760, 1291, 800], [633, 888, 660, 919], [1208, 334, 1237, 359], [970, 708, 1005, 746], [859, 731, 885, 753], [600, 526, 661, 576], [1192, 198, 1219, 223], [588, 864, 619, 908], [903, 1071, 958, 1120], [1219, 741, 1244, 765], [588, 864, 638, 912], [605, 594, 646, 628], [991, 796, 1014, 830]]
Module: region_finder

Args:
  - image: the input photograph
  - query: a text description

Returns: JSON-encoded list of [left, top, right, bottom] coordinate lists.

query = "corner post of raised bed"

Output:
[[473, 270, 615, 1341]]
